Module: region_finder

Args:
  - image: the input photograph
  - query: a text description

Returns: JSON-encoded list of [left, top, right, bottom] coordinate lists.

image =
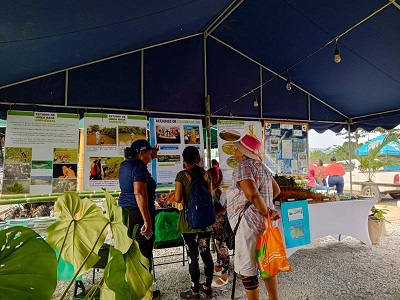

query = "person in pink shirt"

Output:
[[305, 169, 316, 189], [324, 156, 346, 193]]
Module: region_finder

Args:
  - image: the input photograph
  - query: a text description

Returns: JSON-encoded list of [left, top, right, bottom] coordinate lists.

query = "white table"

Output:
[[280, 198, 377, 257]]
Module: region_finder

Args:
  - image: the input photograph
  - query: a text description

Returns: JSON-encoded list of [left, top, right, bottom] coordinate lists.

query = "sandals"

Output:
[[211, 276, 228, 287], [214, 267, 222, 276], [180, 290, 200, 299], [200, 285, 214, 298]]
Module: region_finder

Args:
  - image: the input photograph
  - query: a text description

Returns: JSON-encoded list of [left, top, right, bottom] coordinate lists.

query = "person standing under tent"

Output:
[[174, 146, 214, 299], [118, 139, 161, 300], [226, 134, 281, 300], [207, 166, 229, 287]]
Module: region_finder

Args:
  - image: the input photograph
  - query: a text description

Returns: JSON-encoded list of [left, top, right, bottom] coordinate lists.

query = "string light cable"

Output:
[[211, 0, 396, 116]]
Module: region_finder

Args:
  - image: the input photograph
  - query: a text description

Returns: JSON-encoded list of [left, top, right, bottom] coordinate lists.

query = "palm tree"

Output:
[[334, 132, 400, 198]]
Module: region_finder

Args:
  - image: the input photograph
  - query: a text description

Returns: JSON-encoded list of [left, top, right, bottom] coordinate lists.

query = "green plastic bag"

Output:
[[155, 211, 181, 242]]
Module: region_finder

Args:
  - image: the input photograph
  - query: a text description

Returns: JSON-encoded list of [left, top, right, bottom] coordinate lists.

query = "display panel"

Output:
[[83, 113, 147, 190], [4, 110, 79, 194], [264, 121, 308, 175], [217, 120, 263, 184], [149, 118, 204, 188]]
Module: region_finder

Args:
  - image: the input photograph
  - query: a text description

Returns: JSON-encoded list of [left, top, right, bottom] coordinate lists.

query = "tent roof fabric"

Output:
[[1, 0, 399, 132]]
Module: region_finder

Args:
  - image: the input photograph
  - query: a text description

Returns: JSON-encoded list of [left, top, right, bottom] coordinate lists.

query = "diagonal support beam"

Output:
[[204, 0, 246, 38]]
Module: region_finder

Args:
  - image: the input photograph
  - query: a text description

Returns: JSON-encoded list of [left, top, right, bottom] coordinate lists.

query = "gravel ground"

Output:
[[54, 221, 400, 300]]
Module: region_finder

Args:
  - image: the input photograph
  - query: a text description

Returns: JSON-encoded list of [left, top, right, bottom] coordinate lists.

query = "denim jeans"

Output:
[[328, 176, 344, 194]]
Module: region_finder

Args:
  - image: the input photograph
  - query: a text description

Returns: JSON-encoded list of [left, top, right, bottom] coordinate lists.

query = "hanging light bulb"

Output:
[[334, 40, 341, 63], [286, 78, 292, 91], [253, 98, 259, 107], [251, 89, 259, 107]]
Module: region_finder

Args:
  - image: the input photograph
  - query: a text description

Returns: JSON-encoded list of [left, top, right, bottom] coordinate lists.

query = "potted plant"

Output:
[[368, 205, 388, 245]]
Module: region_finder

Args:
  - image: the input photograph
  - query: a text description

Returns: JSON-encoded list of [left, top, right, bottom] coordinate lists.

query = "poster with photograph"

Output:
[[281, 200, 311, 249], [83, 113, 147, 190], [3, 110, 79, 194], [149, 118, 204, 188], [264, 121, 308, 175], [217, 120, 263, 184]]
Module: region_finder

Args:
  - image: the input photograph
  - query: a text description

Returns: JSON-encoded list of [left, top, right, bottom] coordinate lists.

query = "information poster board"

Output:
[[264, 121, 308, 175], [3, 110, 79, 194], [149, 118, 204, 188], [217, 120, 263, 184], [83, 113, 147, 190], [281, 200, 311, 249]]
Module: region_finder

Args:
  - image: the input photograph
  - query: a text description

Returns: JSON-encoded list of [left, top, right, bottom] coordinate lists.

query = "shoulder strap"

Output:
[[232, 201, 252, 234], [184, 170, 192, 182]]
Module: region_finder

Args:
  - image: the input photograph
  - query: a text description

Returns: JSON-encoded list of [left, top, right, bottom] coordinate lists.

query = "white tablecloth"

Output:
[[280, 198, 377, 257]]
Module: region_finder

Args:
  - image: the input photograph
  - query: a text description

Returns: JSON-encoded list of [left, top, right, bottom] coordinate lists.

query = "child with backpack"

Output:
[[174, 146, 214, 299], [207, 164, 230, 288]]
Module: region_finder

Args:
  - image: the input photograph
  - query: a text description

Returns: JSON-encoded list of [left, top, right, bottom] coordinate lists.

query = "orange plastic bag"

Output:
[[255, 214, 292, 279]]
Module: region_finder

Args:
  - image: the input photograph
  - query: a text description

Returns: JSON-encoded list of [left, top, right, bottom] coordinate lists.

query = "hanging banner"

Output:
[[217, 120, 263, 184], [149, 118, 204, 188], [3, 110, 79, 194], [83, 113, 147, 190], [281, 200, 311, 248], [264, 121, 308, 175]]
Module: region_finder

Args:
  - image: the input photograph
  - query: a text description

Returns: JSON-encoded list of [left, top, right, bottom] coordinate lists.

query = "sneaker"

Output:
[[152, 290, 161, 300], [200, 285, 213, 298], [180, 290, 200, 299]]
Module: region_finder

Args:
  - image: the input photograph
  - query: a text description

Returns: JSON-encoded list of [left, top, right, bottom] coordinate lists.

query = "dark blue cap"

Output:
[[130, 139, 158, 153]]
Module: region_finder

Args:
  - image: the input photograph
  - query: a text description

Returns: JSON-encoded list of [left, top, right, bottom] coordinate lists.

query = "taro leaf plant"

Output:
[[46, 190, 153, 300], [0, 226, 58, 300]]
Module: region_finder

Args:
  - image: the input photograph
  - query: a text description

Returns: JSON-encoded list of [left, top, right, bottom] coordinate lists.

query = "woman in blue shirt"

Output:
[[118, 139, 160, 299]]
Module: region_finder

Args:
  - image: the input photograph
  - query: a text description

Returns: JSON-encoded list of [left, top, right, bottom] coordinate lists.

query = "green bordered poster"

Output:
[[217, 120, 263, 184], [149, 117, 204, 188], [3, 110, 79, 194], [83, 113, 147, 190]]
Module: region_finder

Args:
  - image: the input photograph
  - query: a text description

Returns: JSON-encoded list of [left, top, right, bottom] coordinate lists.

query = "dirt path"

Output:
[[374, 196, 400, 222]]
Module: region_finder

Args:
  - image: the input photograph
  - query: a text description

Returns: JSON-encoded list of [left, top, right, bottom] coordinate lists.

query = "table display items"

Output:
[[273, 175, 325, 204]]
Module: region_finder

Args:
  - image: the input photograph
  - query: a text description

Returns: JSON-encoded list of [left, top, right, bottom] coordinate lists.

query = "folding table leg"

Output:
[[74, 280, 85, 298], [231, 272, 237, 299], [182, 245, 185, 266]]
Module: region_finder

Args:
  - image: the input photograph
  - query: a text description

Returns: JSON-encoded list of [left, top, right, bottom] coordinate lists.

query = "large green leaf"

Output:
[[124, 231, 153, 299], [0, 226, 57, 300], [46, 192, 108, 276], [101, 246, 130, 300], [103, 190, 132, 254]]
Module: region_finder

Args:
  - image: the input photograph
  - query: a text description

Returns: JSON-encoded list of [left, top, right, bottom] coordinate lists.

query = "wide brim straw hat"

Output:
[[234, 134, 262, 161]]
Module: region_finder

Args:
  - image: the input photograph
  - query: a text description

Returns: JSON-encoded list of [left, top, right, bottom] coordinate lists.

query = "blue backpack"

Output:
[[185, 170, 215, 229]]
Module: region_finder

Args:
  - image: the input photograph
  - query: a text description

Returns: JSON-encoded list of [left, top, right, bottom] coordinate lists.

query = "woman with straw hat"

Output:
[[227, 134, 281, 300]]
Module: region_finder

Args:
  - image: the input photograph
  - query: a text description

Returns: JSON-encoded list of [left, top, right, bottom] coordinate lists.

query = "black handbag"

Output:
[[223, 201, 252, 250]]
